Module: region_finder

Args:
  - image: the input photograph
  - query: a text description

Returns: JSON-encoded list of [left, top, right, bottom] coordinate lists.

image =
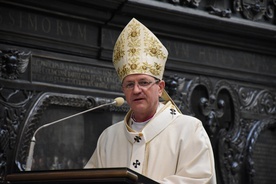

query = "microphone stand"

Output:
[[25, 99, 118, 171]]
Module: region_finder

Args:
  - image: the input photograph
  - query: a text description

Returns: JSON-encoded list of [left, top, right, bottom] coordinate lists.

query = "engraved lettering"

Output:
[[32, 58, 120, 90], [105, 29, 117, 45], [78, 25, 86, 40], [164, 40, 189, 58], [227, 54, 235, 66], [173, 42, 189, 57], [181, 44, 189, 58], [256, 54, 272, 72], [102, 28, 121, 47], [217, 49, 230, 65], [162, 39, 276, 75], [67, 22, 74, 37], [241, 53, 254, 68], [198, 48, 206, 60], [1, 7, 93, 45], [28, 14, 38, 31], [8, 12, 15, 26], [209, 49, 216, 63], [258, 62, 270, 72], [57, 20, 63, 35], [42, 17, 51, 33]]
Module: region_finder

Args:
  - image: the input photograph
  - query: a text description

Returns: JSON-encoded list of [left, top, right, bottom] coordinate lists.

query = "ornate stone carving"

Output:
[[165, 74, 276, 184], [209, 0, 276, 21], [235, 0, 268, 20], [164, 74, 186, 112], [207, 5, 232, 18], [164, 0, 276, 22], [168, 0, 201, 8], [200, 94, 225, 136], [238, 87, 276, 116], [0, 85, 37, 181], [0, 50, 31, 79], [219, 118, 251, 184]]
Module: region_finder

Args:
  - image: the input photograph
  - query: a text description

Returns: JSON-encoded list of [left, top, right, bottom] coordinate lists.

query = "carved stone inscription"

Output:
[[163, 39, 276, 76], [32, 57, 121, 91], [0, 6, 97, 46], [101, 28, 276, 77]]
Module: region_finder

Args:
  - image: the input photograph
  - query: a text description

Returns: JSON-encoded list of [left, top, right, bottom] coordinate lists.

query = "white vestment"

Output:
[[85, 101, 216, 184]]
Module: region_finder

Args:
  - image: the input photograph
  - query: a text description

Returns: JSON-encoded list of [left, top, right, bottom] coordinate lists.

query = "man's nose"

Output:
[[132, 83, 142, 93]]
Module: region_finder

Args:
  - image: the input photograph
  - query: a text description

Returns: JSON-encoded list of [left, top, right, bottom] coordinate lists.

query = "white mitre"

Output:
[[113, 18, 168, 82]]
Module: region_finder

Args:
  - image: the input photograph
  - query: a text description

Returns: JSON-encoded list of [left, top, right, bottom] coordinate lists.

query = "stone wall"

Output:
[[0, 0, 275, 183]]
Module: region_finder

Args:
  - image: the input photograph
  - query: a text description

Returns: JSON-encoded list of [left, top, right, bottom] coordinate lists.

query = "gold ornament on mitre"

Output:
[[113, 18, 181, 113]]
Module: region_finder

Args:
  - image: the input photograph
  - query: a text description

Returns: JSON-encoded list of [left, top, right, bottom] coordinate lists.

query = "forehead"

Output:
[[123, 74, 154, 82]]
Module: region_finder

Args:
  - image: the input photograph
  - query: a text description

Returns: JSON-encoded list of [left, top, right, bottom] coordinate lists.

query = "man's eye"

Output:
[[125, 83, 134, 88], [139, 81, 150, 86]]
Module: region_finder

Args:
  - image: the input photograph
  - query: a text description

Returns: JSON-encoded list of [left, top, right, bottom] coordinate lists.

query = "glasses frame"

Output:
[[122, 79, 160, 91]]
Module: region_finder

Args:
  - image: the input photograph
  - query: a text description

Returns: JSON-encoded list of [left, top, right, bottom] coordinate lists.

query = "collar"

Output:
[[124, 101, 180, 143]]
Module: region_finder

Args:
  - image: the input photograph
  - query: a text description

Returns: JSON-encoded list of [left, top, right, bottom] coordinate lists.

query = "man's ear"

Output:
[[158, 80, 165, 96]]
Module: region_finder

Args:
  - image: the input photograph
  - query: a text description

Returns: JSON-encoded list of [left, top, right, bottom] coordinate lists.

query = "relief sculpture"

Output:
[[0, 50, 31, 79], [164, 0, 276, 22]]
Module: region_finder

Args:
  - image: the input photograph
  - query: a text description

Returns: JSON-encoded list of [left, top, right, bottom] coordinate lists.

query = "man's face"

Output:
[[122, 74, 165, 116]]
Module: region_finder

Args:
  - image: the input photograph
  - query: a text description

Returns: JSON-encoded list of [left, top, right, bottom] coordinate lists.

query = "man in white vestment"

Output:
[[85, 18, 217, 184]]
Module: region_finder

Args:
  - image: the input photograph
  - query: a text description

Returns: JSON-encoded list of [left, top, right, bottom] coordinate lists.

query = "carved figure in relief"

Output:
[[0, 50, 31, 79]]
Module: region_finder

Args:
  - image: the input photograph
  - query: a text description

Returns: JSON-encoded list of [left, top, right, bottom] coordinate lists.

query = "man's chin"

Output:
[[131, 103, 146, 111]]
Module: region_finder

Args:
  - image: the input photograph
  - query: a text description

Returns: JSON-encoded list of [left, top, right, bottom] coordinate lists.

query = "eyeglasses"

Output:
[[122, 79, 160, 90]]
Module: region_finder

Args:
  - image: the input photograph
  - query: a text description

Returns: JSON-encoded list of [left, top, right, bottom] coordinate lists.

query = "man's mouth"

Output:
[[133, 98, 143, 102]]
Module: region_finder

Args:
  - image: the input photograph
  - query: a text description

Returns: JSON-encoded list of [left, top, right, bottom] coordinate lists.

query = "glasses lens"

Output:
[[123, 79, 159, 90], [124, 83, 134, 89], [138, 81, 152, 87]]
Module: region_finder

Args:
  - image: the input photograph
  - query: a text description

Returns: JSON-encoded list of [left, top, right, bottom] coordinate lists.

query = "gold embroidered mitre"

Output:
[[113, 18, 168, 82]]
